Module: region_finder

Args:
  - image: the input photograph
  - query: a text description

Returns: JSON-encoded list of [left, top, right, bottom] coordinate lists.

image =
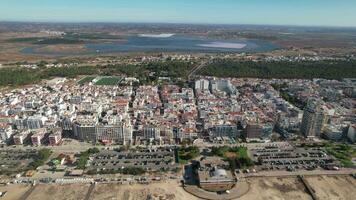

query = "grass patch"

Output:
[[178, 146, 200, 164], [211, 146, 254, 169], [0, 66, 99, 87], [78, 76, 96, 84], [87, 167, 146, 175], [76, 148, 100, 169], [324, 143, 356, 167], [28, 149, 52, 170], [94, 76, 122, 85]]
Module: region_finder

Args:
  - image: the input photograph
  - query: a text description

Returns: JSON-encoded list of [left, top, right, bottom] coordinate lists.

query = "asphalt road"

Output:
[[187, 60, 210, 79], [237, 168, 356, 178]]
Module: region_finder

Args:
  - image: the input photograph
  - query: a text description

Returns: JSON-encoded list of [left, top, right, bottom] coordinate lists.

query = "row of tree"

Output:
[[0, 60, 195, 87], [0, 66, 98, 86], [198, 59, 356, 80]]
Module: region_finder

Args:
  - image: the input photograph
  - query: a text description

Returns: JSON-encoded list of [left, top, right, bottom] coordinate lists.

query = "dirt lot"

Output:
[[239, 177, 312, 200], [0, 184, 30, 200], [306, 175, 356, 200], [26, 184, 90, 200], [90, 181, 198, 200], [1, 175, 355, 200]]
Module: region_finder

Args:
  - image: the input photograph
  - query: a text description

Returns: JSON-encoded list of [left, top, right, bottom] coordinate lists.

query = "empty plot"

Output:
[[90, 181, 198, 200], [0, 184, 31, 200], [26, 184, 90, 200], [239, 177, 312, 200], [306, 175, 356, 200]]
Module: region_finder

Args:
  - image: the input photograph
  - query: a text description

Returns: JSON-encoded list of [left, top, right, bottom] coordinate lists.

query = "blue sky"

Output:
[[0, 0, 355, 27]]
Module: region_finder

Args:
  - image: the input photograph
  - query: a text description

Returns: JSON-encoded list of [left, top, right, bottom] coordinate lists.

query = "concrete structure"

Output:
[[210, 125, 238, 138], [26, 116, 46, 130], [73, 121, 132, 144], [96, 123, 132, 144], [197, 166, 235, 192], [143, 126, 161, 140], [348, 124, 356, 143], [73, 122, 96, 141], [245, 123, 263, 139], [245, 123, 272, 139], [60, 117, 73, 131], [49, 131, 62, 145], [301, 100, 326, 138], [195, 79, 210, 91], [323, 125, 343, 141], [210, 79, 235, 94], [0, 123, 13, 142], [13, 130, 31, 145], [31, 129, 47, 146]]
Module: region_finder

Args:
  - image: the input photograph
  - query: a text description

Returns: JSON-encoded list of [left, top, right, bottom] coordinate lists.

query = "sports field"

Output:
[[93, 76, 122, 85], [78, 76, 96, 84]]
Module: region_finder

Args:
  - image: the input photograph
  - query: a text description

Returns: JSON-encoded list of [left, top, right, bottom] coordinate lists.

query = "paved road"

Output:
[[238, 168, 356, 178], [19, 185, 37, 200], [187, 60, 210, 79]]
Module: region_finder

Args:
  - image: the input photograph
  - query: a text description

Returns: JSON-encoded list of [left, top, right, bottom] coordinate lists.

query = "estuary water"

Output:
[[21, 34, 279, 55]]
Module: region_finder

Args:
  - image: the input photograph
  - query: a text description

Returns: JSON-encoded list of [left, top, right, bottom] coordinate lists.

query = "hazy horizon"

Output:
[[1, 0, 356, 27], [1, 21, 356, 30]]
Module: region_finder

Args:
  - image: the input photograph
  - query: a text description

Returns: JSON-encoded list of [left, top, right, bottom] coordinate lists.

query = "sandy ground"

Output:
[[26, 184, 90, 200], [1, 175, 355, 200], [0, 184, 30, 200], [306, 175, 356, 200], [90, 181, 199, 200], [239, 177, 312, 200]]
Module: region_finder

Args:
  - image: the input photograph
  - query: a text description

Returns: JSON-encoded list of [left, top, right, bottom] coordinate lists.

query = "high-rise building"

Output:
[[245, 123, 263, 139], [96, 123, 132, 144], [210, 125, 239, 138], [210, 80, 235, 94], [73, 123, 96, 142], [26, 116, 46, 130], [348, 124, 356, 143], [195, 79, 210, 91], [73, 121, 132, 144], [60, 117, 73, 131], [323, 125, 343, 141], [245, 121, 273, 139], [300, 100, 326, 137], [143, 126, 160, 140], [0, 123, 13, 142]]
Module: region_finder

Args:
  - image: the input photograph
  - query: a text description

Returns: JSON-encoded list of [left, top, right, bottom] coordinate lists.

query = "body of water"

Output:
[[21, 34, 279, 55]]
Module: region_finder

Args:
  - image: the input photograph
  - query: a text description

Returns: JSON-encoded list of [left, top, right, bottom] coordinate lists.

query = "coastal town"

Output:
[[1, 74, 355, 146], [1, 0, 356, 199], [0, 70, 355, 199]]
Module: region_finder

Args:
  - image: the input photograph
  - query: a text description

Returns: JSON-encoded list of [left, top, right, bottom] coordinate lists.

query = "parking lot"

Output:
[[249, 145, 338, 171], [88, 147, 179, 172], [0, 149, 37, 175]]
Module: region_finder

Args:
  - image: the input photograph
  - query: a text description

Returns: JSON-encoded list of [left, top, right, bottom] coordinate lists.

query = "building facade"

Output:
[[300, 100, 326, 137]]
